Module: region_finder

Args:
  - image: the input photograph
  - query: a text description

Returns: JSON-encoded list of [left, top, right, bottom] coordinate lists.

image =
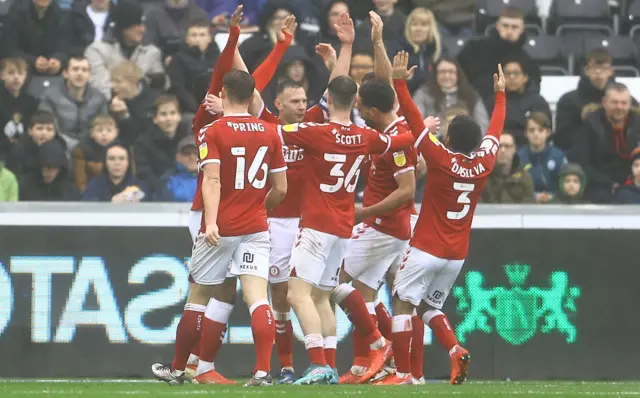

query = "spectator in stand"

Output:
[[39, 55, 109, 149], [570, 83, 640, 204], [502, 57, 551, 147], [411, 0, 475, 37], [0, 58, 38, 161], [85, 0, 166, 98], [457, 6, 540, 111], [482, 131, 534, 203], [395, 7, 441, 94], [134, 95, 188, 187], [412, 56, 488, 134], [109, 61, 159, 146], [144, 0, 208, 60], [518, 112, 567, 204], [616, 147, 640, 204], [0, 163, 19, 201], [6, 111, 67, 177], [72, 114, 119, 192], [19, 140, 80, 201], [290, 0, 322, 45], [239, 0, 297, 72], [168, 19, 220, 114], [66, 0, 114, 57], [196, 0, 267, 27], [555, 49, 623, 152], [349, 49, 374, 85], [83, 141, 149, 202], [356, 0, 406, 44], [154, 135, 198, 202], [3, 0, 68, 76], [316, 0, 350, 55], [550, 163, 588, 204]]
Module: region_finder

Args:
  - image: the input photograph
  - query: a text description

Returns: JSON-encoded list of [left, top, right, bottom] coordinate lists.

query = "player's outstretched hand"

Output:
[[335, 12, 355, 45], [277, 14, 297, 42], [494, 63, 505, 92], [370, 11, 384, 44], [229, 5, 243, 28], [424, 116, 441, 133], [392, 51, 417, 80], [316, 43, 337, 72], [205, 224, 221, 247], [204, 94, 223, 115]]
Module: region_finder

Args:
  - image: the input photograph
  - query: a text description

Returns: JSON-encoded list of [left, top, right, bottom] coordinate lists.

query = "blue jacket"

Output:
[[616, 184, 640, 204], [155, 163, 197, 202], [82, 173, 149, 202], [518, 145, 567, 194]]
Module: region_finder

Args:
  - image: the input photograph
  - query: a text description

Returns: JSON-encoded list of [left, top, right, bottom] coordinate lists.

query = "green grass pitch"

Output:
[[2, 380, 640, 397]]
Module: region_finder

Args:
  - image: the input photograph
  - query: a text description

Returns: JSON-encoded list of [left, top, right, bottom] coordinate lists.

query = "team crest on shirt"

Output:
[[282, 124, 298, 133], [393, 151, 407, 167], [198, 143, 208, 159]]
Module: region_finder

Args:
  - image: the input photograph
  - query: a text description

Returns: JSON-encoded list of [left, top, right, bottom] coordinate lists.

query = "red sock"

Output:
[[375, 302, 393, 341], [275, 317, 294, 369], [198, 319, 226, 363], [171, 306, 204, 372], [428, 313, 458, 352], [339, 289, 381, 345], [250, 302, 275, 374], [411, 315, 425, 379], [305, 334, 327, 366], [252, 32, 292, 91], [324, 348, 336, 369], [391, 315, 413, 375], [189, 338, 201, 359]]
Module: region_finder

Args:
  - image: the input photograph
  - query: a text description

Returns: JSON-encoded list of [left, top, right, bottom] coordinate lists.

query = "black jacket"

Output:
[[19, 140, 79, 201], [457, 30, 540, 111], [168, 42, 220, 114], [65, 0, 115, 57], [504, 84, 552, 147], [143, 0, 208, 57], [134, 122, 190, 185], [568, 107, 640, 203], [6, 133, 67, 178], [3, 0, 68, 68], [0, 83, 39, 159], [112, 84, 159, 146]]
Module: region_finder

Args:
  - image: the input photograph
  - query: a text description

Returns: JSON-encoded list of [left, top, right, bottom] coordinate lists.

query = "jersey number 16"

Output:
[[232, 146, 268, 190]]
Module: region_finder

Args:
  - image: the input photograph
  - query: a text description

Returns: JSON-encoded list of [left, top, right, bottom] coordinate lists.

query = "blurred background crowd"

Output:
[[0, 0, 639, 205]]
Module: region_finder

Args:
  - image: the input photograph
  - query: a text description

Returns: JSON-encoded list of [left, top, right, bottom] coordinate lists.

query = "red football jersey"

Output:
[[190, 105, 220, 212], [260, 105, 325, 218], [199, 113, 287, 236], [363, 118, 418, 241], [278, 121, 414, 238]]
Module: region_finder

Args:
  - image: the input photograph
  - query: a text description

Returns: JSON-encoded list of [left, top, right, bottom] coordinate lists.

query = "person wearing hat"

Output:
[[85, 0, 167, 98], [616, 147, 640, 204], [154, 135, 198, 202], [18, 140, 80, 201], [550, 163, 588, 205]]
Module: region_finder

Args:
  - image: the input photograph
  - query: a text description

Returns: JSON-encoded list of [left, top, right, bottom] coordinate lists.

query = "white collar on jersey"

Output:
[[223, 112, 252, 117], [383, 117, 406, 134], [331, 120, 353, 127]]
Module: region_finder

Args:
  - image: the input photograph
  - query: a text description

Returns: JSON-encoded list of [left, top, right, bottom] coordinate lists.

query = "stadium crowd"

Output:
[[0, 0, 639, 204]]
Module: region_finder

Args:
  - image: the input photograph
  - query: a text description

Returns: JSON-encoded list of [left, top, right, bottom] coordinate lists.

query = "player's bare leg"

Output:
[[152, 283, 215, 385], [192, 277, 237, 385], [418, 302, 470, 385], [373, 295, 414, 385], [270, 281, 295, 384], [312, 288, 339, 384]]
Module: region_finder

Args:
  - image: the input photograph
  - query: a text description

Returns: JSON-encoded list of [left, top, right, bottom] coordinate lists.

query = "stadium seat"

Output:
[[442, 36, 473, 58], [476, 0, 540, 35], [26, 76, 63, 100], [582, 36, 639, 76], [627, 0, 640, 45], [556, 24, 613, 70], [549, 0, 614, 33], [523, 36, 569, 75], [0, 0, 14, 19], [484, 23, 543, 37]]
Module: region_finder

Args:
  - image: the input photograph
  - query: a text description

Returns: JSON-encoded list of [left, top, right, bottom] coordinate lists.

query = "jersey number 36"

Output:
[[321, 153, 365, 194]]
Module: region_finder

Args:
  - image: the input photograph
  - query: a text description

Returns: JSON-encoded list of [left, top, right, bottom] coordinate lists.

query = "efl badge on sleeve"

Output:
[[393, 151, 407, 167], [282, 124, 298, 133], [198, 143, 208, 159]]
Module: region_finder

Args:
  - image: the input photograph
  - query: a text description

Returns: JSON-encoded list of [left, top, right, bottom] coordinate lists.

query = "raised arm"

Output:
[[392, 52, 425, 139], [370, 11, 392, 85], [330, 12, 355, 80], [486, 64, 506, 140], [252, 15, 296, 93]]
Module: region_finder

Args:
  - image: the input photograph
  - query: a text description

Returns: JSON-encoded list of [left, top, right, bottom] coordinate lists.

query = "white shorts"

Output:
[[289, 228, 347, 291], [268, 217, 298, 284], [344, 223, 408, 290], [389, 214, 419, 275], [189, 231, 270, 285], [392, 246, 464, 309], [188, 210, 203, 242]]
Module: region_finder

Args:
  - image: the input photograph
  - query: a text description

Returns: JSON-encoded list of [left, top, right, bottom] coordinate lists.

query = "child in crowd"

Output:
[[72, 114, 119, 192], [616, 147, 640, 204], [518, 112, 567, 204], [551, 163, 588, 204]]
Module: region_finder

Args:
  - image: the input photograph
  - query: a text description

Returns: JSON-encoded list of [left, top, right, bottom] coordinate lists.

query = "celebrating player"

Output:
[[376, 52, 506, 385]]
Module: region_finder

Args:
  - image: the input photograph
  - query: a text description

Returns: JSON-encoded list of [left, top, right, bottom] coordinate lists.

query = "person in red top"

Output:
[[374, 53, 506, 386], [155, 71, 288, 387], [276, 75, 414, 385]]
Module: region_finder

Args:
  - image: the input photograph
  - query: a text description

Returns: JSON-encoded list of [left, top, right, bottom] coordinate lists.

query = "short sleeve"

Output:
[[270, 131, 287, 174], [388, 147, 418, 178], [414, 129, 455, 168], [476, 135, 500, 172], [199, 127, 220, 169], [304, 105, 326, 123], [259, 107, 279, 124], [277, 122, 317, 149]]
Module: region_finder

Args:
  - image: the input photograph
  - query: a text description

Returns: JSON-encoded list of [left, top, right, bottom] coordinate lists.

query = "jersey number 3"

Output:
[[321, 153, 365, 193], [232, 146, 268, 190], [447, 182, 475, 220]]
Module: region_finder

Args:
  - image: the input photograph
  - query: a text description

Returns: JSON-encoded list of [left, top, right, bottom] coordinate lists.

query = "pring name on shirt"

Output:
[[226, 122, 265, 132]]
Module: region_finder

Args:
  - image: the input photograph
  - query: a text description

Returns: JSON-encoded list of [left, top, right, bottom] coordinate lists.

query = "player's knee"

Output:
[[270, 282, 289, 311], [212, 277, 237, 305], [187, 283, 215, 305]]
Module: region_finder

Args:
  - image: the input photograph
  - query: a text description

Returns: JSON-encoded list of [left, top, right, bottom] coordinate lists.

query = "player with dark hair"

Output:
[[376, 51, 506, 385]]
